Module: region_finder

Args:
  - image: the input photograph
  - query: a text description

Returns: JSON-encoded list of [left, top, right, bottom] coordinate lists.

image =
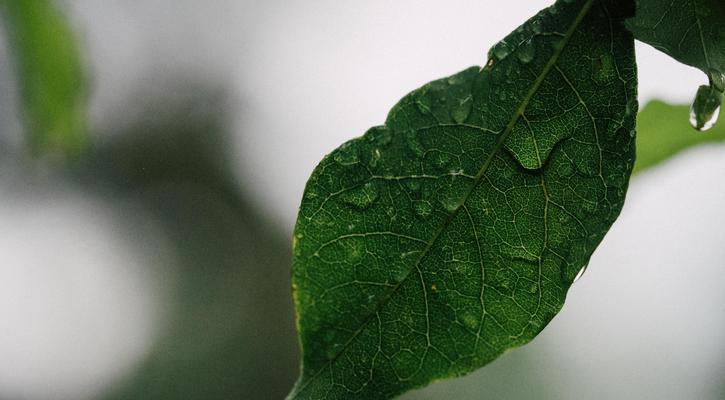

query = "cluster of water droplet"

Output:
[[689, 69, 724, 132]]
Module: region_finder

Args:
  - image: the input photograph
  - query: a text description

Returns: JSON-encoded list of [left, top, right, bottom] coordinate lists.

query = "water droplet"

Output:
[[572, 263, 589, 284], [341, 182, 379, 210], [708, 68, 725, 92], [405, 180, 421, 193], [333, 142, 359, 165], [491, 42, 511, 60], [413, 200, 433, 219], [516, 39, 535, 64], [451, 95, 473, 124], [406, 130, 426, 157], [555, 160, 574, 177], [447, 74, 466, 85], [368, 148, 381, 168], [366, 126, 392, 146], [461, 313, 479, 330], [624, 99, 635, 117], [439, 197, 460, 213], [393, 268, 408, 283], [486, 58, 494, 68], [531, 19, 544, 34], [416, 100, 431, 115], [690, 84, 723, 131]]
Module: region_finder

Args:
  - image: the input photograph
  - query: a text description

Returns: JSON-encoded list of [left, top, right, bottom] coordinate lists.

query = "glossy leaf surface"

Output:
[[290, 0, 637, 398], [626, 0, 725, 88]]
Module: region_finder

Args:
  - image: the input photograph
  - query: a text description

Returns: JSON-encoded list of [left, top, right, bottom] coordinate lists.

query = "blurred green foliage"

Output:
[[634, 100, 725, 175], [70, 89, 299, 399], [1, 0, 88, 157]]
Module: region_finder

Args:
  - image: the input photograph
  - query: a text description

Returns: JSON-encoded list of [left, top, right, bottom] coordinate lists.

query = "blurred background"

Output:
[[0, 1, 724, 399]]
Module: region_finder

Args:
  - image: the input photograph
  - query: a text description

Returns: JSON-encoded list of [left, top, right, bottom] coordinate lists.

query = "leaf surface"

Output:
[[290, 1, 637, 398], [625, 0, 725, 91], [1, 0, 88, 157]]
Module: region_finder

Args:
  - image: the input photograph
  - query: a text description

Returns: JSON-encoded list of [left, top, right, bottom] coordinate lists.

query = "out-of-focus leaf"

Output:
[[633, 100, 725, 175], [289, 0, 637, 398], [1, 0, 88, 157], [75, 88, 299, 400]]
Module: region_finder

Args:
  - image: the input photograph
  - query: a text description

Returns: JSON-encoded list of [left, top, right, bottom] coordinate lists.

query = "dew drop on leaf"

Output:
[[392, 267, 408, 283], [405, 180, 421, 193], [341, 182, 379, 210], [531, 19, 544, 34], [516, 39, 536, 63], [366, 126, 392, 146], [491, 42, 511, 60], [572, 262, 589, 284], [689, 84, 723, 131], [461, 313, 479, 330], [416, 100, 431, 115], [333, 142, 359, 165], [439, 197, 460, 213], [412, 200, 433, 219], [451, 95, 473, 124], [368, 148, 381, 168], [406, 130, 426, 157]]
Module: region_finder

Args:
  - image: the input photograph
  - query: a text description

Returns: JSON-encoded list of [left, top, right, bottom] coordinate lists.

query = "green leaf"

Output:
[[1, 0, 88, 157], [634, 100, 725, 175], [625, 0, 725, 130], [625, 0, 725, 87], [289, 0, 637, 398]]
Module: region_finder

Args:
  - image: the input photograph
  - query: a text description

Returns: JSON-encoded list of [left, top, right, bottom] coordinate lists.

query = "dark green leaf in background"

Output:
[[1, 0, 88, 157], [289, 0, 637, 398], [625, 0, 725, 129], [626, 0, 725, 87]]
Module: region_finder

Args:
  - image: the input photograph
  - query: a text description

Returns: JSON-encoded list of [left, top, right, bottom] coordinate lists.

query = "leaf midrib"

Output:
[[290, 1, 595, 397]]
